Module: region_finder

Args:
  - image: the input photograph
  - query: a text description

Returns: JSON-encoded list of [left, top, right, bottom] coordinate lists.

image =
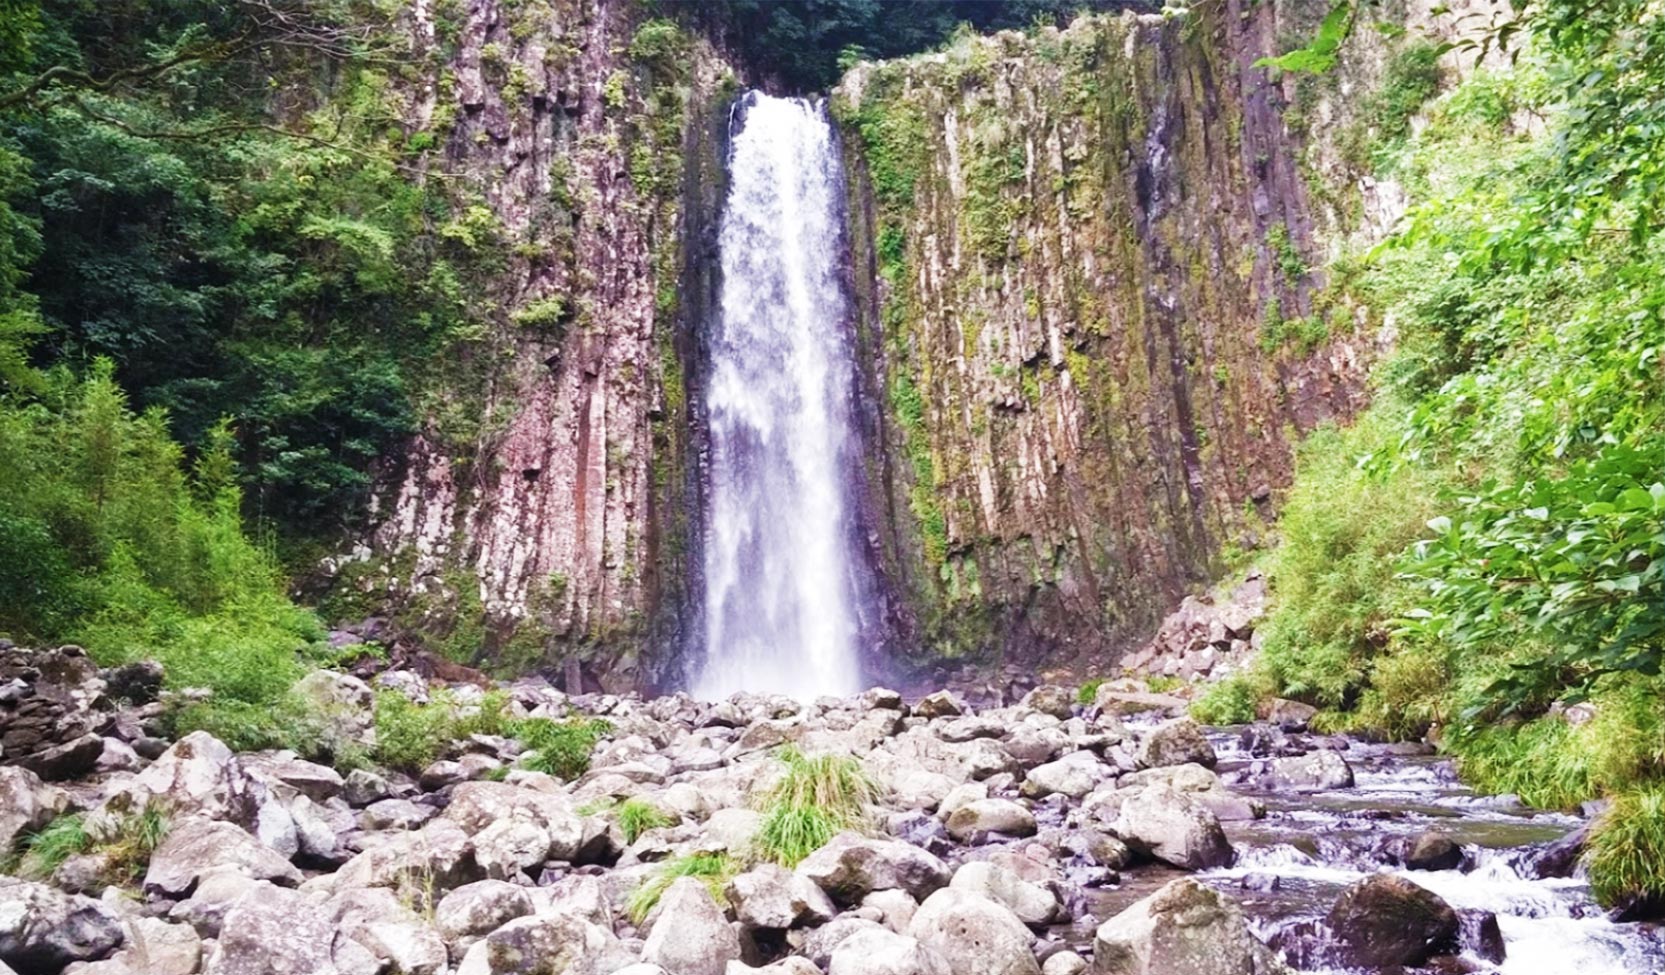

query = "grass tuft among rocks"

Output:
[[626, 852, 735, 924], [752, 746, 876, 866], [615, 798, 675, 844]]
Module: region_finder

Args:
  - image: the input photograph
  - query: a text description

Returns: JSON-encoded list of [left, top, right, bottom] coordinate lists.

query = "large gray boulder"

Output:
[[1022, 752, 1110, 800], [0, 767, 66, 856], [125, 731, 259, 822], [144, 818, 302, 897], [728, 863, 837, 930], [454, 911, 633, 975], [1324, 874, 1458, 968], [828, 928, 953, 975], [434, 880, 535, 943], [1021, 686, 1076, 720], [908, 888, 1039, 975], [98, 916, 202, 975], [0, 877, 124, 972], [322, 820, 479, 894], [944, 799, 1037, 843], [1092, 878, 1285, 975], [1256, 751, 1354, 792], [948, 861, 1059, 926], [640, 878, 742, 975], [1113, 786, 1233, 871], [797, 833, 952, 904], [203, 883, 380, 975], [1136, 720, 1216, 770], [445, 782, 585, 859]]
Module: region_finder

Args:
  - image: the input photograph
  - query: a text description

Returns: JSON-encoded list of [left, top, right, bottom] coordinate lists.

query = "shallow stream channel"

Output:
[[1073, 723, 1664, 974]]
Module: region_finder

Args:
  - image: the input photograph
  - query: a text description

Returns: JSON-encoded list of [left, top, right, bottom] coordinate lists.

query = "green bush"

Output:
[[1076, 678, 1104, 706], [1190, 675, 1260, 726], [753, 747, 875, 866], [626, 852, 734, 925], [514, 716, 612, 780]]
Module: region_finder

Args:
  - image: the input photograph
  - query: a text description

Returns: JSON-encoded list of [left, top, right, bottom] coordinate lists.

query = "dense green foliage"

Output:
[[12, 804, 169, 886], [684, 0, 1124, 91], [1256, 0, 1665, 905], [515, 715, 614, 780]]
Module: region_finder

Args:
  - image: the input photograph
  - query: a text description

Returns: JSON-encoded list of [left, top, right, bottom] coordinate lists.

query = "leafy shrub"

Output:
[[1076, 678, 1104, 706], [1190, 675, 1260, 726], [515, 716, 612, 780], [626, 852, 734, 925], [753, 747, 875, 866]]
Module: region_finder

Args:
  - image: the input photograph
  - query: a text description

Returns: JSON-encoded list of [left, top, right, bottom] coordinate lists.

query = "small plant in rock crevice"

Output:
[[13, 803, 170, 887], [614, 798, 675, 844]]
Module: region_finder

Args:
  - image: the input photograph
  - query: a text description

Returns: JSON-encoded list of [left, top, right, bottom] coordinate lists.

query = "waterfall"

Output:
[[693, 92, 865, 700]]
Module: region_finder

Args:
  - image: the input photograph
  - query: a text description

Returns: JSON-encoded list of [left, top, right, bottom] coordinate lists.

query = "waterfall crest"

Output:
[[693, 92, 864, 700]]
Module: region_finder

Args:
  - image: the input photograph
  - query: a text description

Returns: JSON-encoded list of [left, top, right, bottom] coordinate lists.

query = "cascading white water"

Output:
[[693, 92, 864, 700]]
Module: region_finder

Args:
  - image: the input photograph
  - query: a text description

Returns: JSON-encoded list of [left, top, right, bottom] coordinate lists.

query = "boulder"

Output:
[[1404, 831, 1462, 872], [1324, 873, 1458, 968], [445, 782, 585, 859], [0, 766, 66, 856], [144, 818, 302, 897], [127, 732, 257, 823], [1256, 751, 1353, 792], [828, 928, 953, 975], [949, 861, 1059, 926], [1021, 686, 1076, 720], [1112, 786, 1233, 871], [166, 870, 262, 938], [342, 769, 392, 807], [1043, 951, 1087, 975], [242, 755, 344, 802], [325, 820, 479, 894], [801, 918, 890, 968], [1091, 878, 1284, 975], [360, 798, 434, 831], [730, 960, 822, 975], [728, 863, 837, 930], [473, 817, 555, 880], [0, 877, 124, 972], [202, 882, 380, 975], [862, 889, 919, 933], [797, 833, 952, 904], [1022, 752, 1109, 800], [435, 880, 535, 942], [1263, 699, 1317, 731], [1136, 720, 1216, 770], [22, 733, 104, 781], [640, 878, 742, 975], [454, 911, 632, 975], [944, 799, 1037, 843], [908, 888, 1039, 975], [914, 692, 966, 719], [101, 916, 201, 975], [349, 920, 447, 975]]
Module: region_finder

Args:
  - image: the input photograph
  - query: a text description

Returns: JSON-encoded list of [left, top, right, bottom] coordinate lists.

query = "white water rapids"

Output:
[[693, 92, 864, 700]]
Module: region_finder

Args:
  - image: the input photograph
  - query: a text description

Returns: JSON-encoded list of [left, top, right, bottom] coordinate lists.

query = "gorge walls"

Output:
[[344, 0, 1440, 686], [338, 0, 736, 688], [835, 0, 1388, 671]]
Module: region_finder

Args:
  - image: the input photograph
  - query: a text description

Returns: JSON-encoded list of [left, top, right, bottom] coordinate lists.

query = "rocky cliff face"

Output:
[[343, 0, 1448, 686], [335, 0, 736, 687], [835, 0, 1400, 672]]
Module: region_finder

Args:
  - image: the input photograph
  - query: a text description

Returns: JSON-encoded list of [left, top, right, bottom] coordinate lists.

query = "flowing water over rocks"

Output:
[[695, 92, 869, 701]]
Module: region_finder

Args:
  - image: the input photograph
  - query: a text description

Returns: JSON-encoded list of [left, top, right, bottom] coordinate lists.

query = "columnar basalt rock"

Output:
[[348, 0, 738, 687], [834, 1, 1384, 670]]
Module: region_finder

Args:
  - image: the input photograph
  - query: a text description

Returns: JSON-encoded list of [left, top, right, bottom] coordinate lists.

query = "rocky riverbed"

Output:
[[0, 645, 1658, 975]]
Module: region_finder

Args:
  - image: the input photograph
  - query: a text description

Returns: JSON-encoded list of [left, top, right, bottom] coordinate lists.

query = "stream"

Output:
[[1076, 724, 1665, 974]]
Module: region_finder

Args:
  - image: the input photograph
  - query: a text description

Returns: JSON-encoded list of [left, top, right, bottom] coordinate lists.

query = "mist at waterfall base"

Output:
[[692, 92, 867, 701]]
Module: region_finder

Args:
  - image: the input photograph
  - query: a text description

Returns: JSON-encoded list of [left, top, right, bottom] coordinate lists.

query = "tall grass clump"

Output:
[[1588, 786, 1665, 909], [626, 852, 734, 924], [752, 746, 876, 866], [15, 804, 170, 886], [615, 798, 674, 844]]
